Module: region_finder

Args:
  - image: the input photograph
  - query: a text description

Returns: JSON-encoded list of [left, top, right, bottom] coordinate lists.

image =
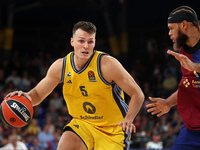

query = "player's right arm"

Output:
[[6, 58, 63, 106], [146, 90, 178, 117]]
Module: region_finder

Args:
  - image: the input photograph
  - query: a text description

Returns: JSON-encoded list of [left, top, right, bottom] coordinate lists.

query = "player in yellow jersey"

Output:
[[6, 21, 144, 150]]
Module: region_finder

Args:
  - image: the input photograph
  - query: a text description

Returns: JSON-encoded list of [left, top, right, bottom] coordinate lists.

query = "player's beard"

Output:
[[173, 29, 188, 51]]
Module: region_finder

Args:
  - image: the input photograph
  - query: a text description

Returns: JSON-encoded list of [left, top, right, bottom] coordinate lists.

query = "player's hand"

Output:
[[118, 120, 136, 134], [5, 91, 32, 102], [167, 50, 195, 71], [146, 97, 170, 117]]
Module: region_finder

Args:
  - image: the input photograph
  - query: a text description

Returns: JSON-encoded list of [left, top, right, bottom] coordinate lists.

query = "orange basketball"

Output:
[[0, 95, 33, 128]]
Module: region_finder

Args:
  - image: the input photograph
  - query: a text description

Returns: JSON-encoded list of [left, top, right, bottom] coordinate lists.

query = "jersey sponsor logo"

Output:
[[66, 72, 72, 84], [83, 102, 96, 114], [192, 80, 200, 88], [88, 71, 97, 82], [80, 115, 103, 120], [182, 78, 200, 88], [183, 78, 190, 88], [81, 102, 103, 120]]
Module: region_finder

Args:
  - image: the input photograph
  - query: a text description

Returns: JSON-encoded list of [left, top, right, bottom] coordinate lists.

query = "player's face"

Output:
[[176, 28, 188, 49], [71, 29, 96, 60], [168, 23, 179, 44], [168, 23, 188, 50]]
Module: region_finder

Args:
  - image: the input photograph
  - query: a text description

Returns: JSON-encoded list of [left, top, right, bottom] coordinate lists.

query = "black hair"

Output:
[[168, 6, 199, 29]]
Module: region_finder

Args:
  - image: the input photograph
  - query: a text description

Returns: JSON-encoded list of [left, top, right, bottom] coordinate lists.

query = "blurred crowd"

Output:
[[0, 31, 183, 149]]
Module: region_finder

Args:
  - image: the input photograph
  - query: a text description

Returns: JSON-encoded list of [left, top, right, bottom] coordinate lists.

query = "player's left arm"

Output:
[[101, 55, 144, 134], [167, 50, 200, 72]]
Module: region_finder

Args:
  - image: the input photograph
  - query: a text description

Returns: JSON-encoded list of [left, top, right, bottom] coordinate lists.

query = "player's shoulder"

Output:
[[48, 57, 64, 75], [51, 58, 64, 68], [100, 54, 120, 67]]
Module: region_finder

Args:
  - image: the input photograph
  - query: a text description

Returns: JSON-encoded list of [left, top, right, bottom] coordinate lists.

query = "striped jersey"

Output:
[[61, 51, 128, 126], [177, 40, 200, 130]]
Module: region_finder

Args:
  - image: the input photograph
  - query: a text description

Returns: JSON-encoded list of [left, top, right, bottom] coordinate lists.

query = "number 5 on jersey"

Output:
[[80, 86, 88, 96]]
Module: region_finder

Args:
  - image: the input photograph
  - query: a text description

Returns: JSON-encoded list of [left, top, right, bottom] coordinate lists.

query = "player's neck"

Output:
[[74, 56, 88, 71], [186, 35, 200, 47], [186, 28, 200, 47]]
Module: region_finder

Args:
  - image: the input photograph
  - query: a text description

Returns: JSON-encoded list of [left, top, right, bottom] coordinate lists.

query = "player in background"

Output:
[[146, 6, 200, 149], [6, 21, 144, 150]]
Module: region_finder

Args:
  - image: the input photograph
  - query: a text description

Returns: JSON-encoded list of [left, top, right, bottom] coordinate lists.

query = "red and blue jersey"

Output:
[[177, 40, 200, 130]]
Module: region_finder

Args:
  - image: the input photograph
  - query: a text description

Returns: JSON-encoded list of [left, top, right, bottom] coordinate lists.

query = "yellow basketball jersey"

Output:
[[61, 51, 128, 126]]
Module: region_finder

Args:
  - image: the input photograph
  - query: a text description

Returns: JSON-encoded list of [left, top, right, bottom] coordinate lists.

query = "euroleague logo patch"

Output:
[[10, 117, 16, 123], [88, 71, 97, 82]]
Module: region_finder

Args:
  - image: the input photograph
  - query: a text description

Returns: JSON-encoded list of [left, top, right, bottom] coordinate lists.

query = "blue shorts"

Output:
[[171, 124, 200, 150]]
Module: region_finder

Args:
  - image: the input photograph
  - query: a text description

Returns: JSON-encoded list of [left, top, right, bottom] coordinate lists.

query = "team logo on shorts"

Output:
[[88, 71, 97, 82], [83, 102, 96, 114]]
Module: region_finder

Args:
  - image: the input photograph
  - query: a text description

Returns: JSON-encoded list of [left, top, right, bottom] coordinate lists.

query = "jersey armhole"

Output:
[[97, 53, 114, 85], [61, 56, 67, 82]]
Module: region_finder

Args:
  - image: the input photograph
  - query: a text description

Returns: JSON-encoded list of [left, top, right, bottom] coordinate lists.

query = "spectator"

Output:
[[47, 131, 60, 150], [159, 115, 170, 134], [140, 115, 154, 136], [162, 71, 178, 97], [4, 81, 17, 96], [29, 136, 43, 150], [0, 69, 5, 90], [0, 126, 4, 143], [163, 60, 177, 78], [0, 134, 9, 148], [38, 124, 54, 149], [28, 119, 41, 135], [133, 115, 142, 132], [21, 135, 33, 148], [5, 70, 21, 89], [32, 106, 46, 127], [45, 115, 55, 134], [146, 131, 163, 150], [19, 70, 32, 91], [49, 91, 63, 111], [0, 134, 27, 150], [55, 115, 65, 130], [45, 104, 58, 123], [163, 124, 177, 148]]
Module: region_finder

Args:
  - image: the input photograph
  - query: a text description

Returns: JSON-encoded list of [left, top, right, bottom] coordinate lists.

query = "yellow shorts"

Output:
[[63, 119, 130, 150]]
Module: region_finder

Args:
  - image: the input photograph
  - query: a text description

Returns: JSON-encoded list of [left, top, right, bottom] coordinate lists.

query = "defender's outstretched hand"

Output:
[[146, 97, 171, 117], [167, 50, 195, 71]]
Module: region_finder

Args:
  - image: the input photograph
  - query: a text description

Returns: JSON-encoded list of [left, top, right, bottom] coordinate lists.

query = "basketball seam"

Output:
[[0, 104, 14, 128], [5, 99, 30, 124]]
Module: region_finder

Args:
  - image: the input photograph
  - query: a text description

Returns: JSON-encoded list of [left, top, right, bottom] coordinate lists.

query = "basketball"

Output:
[[0, 95, 33, 128]]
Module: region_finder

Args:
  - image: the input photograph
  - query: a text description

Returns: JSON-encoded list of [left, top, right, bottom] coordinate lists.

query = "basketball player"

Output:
[[6, 21, 144, 150], [146, 6, 200, 149]]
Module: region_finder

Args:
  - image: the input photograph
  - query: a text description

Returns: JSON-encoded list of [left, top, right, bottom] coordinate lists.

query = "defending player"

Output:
[[6, 21, 144, 150], [146, 6, 200, 149]]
